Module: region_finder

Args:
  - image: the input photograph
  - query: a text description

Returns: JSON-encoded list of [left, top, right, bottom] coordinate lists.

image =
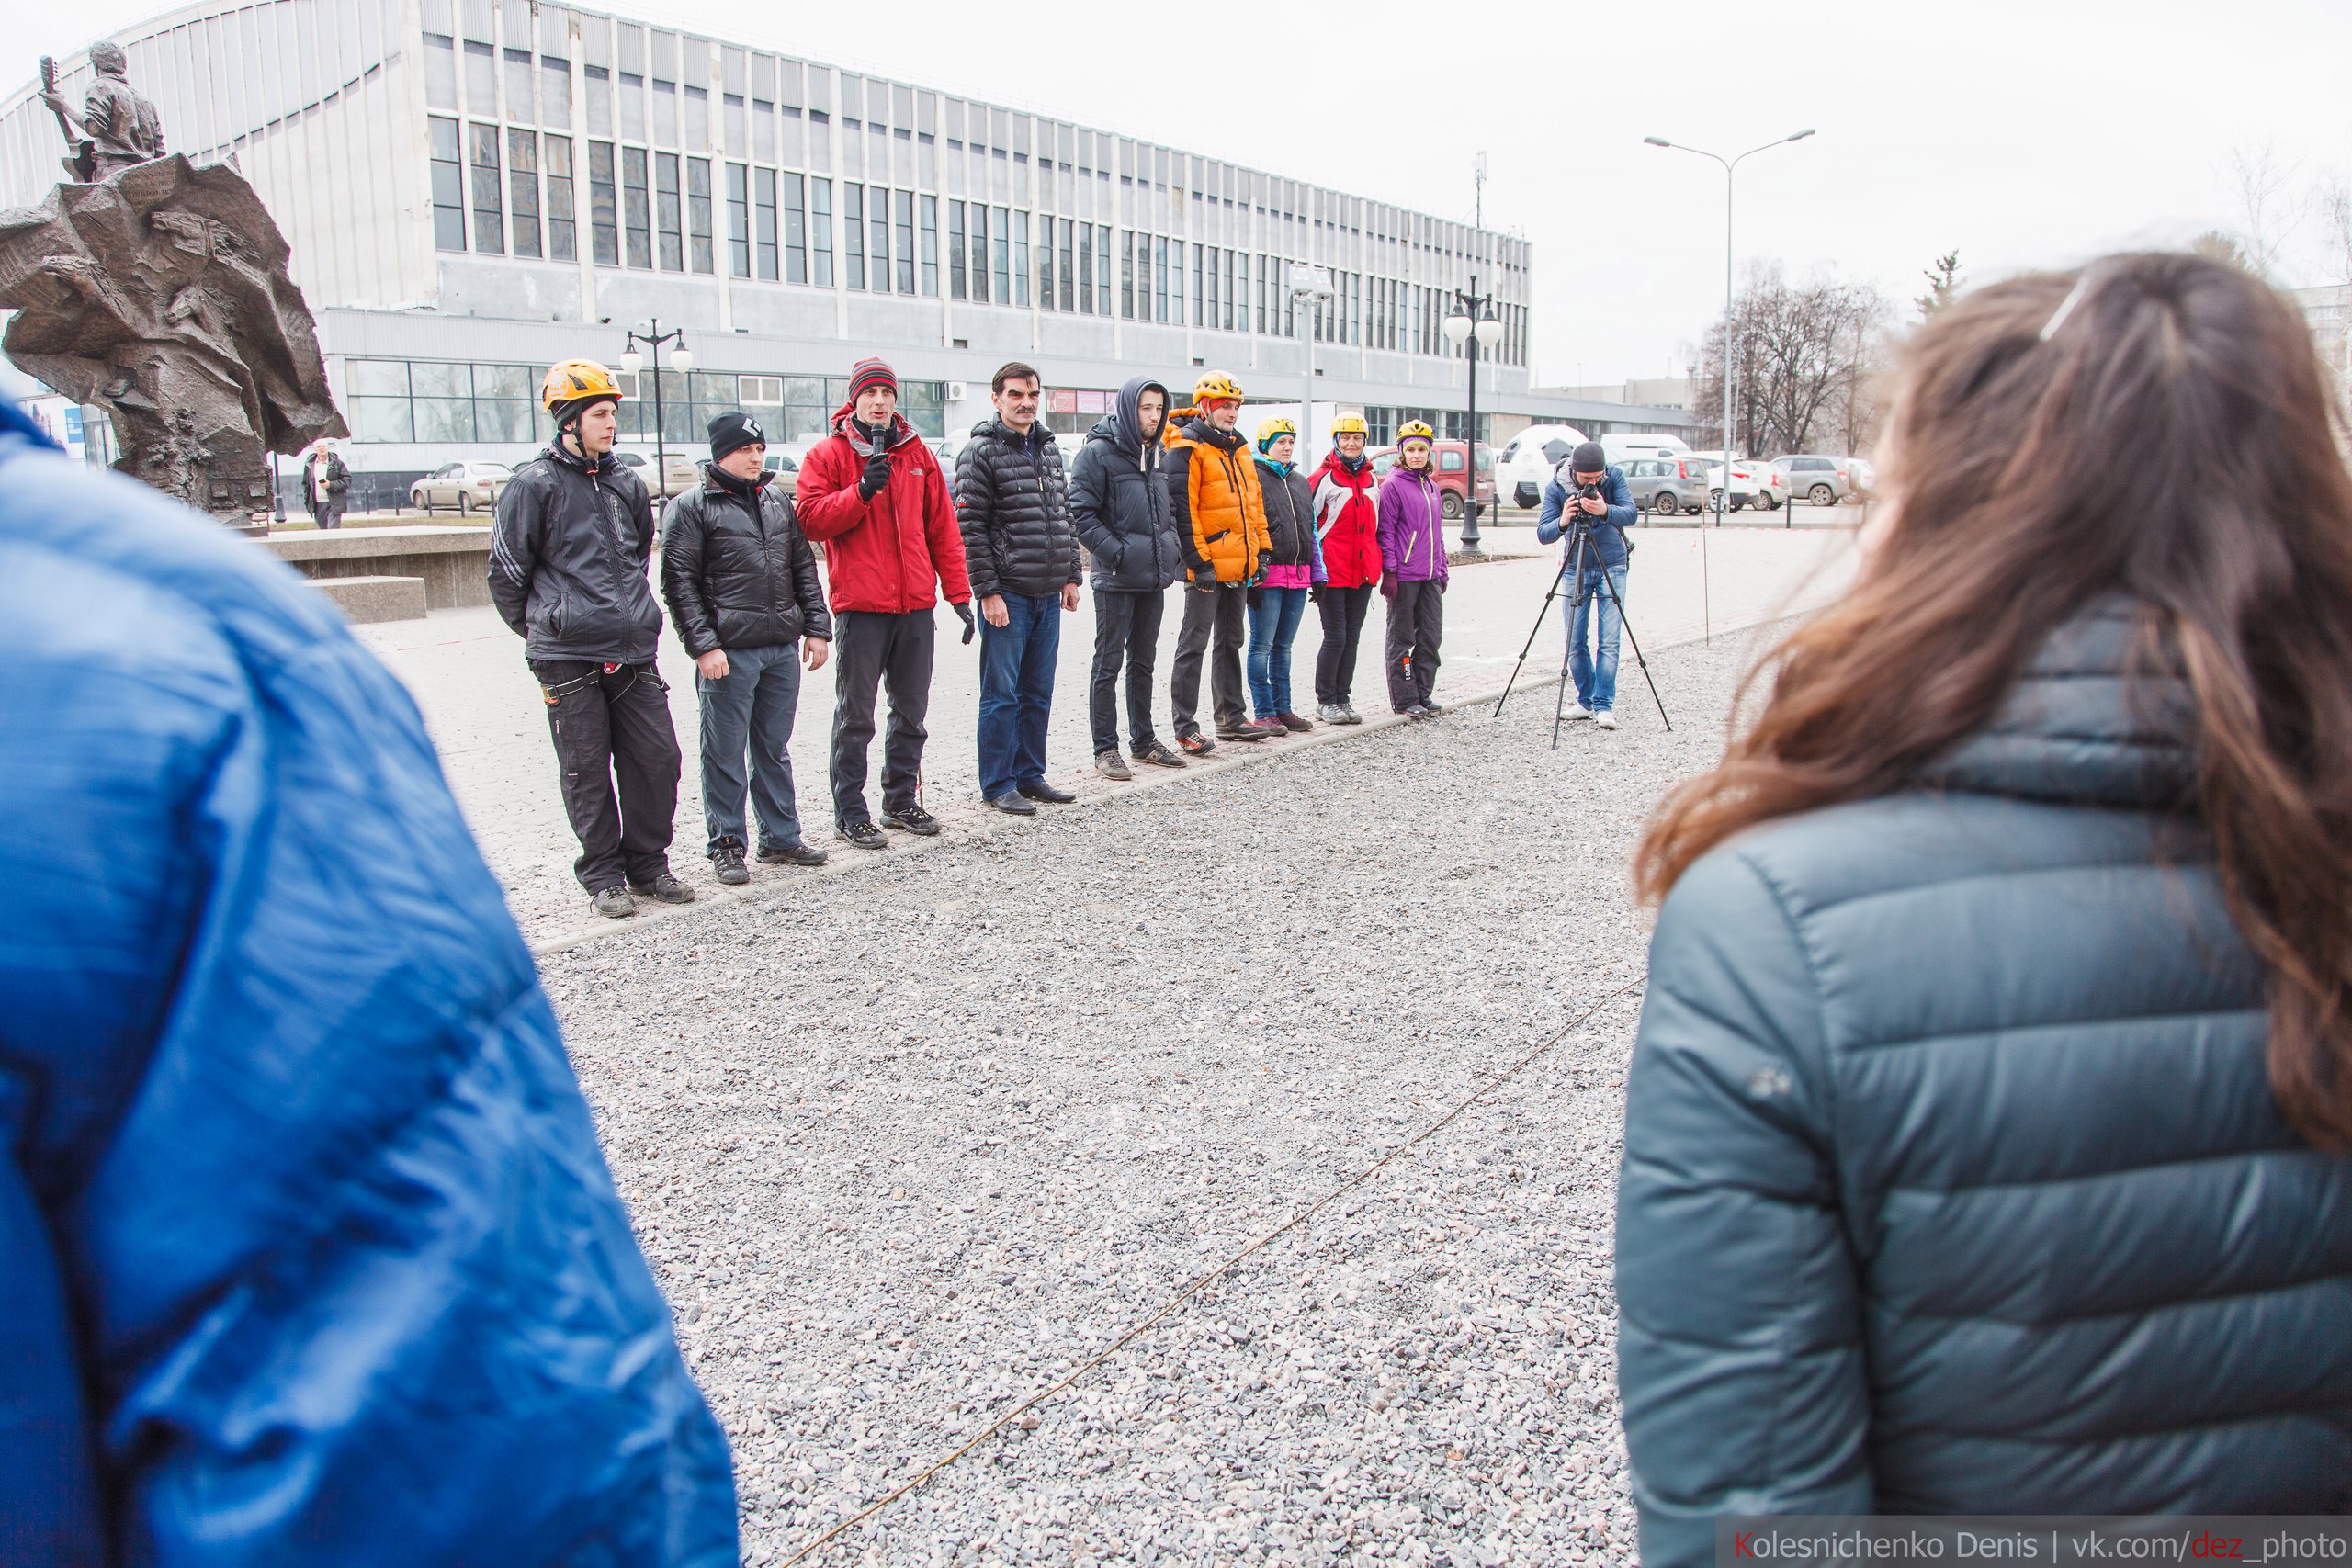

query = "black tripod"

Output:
[[1491, 514, 1671, 748]]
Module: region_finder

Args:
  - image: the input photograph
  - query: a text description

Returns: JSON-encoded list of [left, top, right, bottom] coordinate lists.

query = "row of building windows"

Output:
[[341, 359, 950, 446], [425, 122, 1528, 362]]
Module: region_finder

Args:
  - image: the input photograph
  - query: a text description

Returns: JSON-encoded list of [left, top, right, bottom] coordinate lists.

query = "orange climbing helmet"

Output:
[[542, 358, 626, 413]]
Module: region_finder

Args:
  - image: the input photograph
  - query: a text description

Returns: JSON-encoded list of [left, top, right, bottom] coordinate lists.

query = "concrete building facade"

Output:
[[3, 0, 1688, 502]]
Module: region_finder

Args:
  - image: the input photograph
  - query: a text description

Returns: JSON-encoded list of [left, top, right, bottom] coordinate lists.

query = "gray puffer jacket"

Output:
[[1616, 599, 2352, 1568]]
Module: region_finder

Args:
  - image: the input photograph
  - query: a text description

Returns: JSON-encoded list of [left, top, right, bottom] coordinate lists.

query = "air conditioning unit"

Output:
[[946, 381, 968, 402]]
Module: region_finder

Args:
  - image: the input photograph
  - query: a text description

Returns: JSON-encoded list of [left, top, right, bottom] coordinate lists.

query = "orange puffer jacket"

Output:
[[1161, 411, 1271, 584]]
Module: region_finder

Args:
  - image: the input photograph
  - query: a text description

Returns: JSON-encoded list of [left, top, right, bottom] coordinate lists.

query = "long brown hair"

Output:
[[1635, 252, 2352, 1149]]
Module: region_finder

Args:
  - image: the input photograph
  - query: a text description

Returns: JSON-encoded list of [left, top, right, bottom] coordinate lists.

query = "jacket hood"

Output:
[[1314, 450, 1374, 487], [1917, 598, 2195, 810], [1102, 376, 1168, 464], [1168, 412, 1245, 453]]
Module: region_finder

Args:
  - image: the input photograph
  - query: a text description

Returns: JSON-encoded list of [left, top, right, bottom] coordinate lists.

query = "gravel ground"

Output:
[[546, 624, 1770, 1567]]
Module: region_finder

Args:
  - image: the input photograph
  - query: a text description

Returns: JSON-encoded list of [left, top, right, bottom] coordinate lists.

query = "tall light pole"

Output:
[[1288, 262, 1336, 468], [1442, 285, 1503, 554], [1643, 128, 1815, 639], [618, 318, 693, 501]]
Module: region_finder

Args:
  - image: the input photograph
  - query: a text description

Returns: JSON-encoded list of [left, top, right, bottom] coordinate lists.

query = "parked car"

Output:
[[761, 449, 800, 494], [1619, 454, 1711, 517], [1368, 440, 1496, 521], [1601, 432, 1693, 468], [615, 448, 704, 498], [1497, 423, 1589, 510], [1747, 458, 1789, 511], [1848, 456, 1878, 495], [409, 460, 512, 515], [1773, 453, 1856, 506], [1687, 449, 1761, 513]]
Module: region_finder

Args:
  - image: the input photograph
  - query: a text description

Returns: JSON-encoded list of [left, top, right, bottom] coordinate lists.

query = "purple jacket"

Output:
[[1376, 465, 1451, 583]]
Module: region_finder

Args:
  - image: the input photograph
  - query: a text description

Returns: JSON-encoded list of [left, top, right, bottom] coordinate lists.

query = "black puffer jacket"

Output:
[[955, 417, 1080, 600], [658, 467, 832, 657], [1616, 601, 2352, 1565], [489, 439, 662, 663], [1069, 376, 1178, 592], [1254, 457, 1317, 570]]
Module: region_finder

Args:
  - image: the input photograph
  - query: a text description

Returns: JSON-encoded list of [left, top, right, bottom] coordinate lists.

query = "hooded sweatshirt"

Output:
[[1069, 375, 1178, 592]]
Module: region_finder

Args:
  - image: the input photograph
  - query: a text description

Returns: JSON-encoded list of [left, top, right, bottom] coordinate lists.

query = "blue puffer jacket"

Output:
[[0, 400, 737, 1566], [1616, 601, 2352, 1567]]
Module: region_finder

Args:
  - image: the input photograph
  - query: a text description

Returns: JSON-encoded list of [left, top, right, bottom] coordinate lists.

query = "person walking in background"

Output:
[[1537, 439, 1639, 730], [795, 357, 975, 852], [1617, 253, 2352, 1564], [1069, 375, 1189, 780], [0, 396, 737, 1564], [1165, 372, 1272, 754], [1309, 412, 1381, 724], [304, 436, 348, 529], [956, 363, 1082, 817], [659, 412, 832, 886], [1246, 415, 1324, 735], [1377, 421, 1449, 718], [490, 359, 692, 919]]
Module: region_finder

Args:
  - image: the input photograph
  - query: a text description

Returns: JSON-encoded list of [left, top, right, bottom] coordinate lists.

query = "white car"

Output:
[[1744, 459, 1789, 511], [409, 460, 512, 515], [1497, 423, 1589, 510], [1688, 449, 1761, 513], [615, 448, 704, 498]]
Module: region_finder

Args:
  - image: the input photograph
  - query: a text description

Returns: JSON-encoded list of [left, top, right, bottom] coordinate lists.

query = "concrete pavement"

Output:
[[352, 523, 1857, 947]]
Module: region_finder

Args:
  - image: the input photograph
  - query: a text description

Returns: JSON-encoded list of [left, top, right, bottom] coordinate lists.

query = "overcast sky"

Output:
[[12, 0, 2352, 385]]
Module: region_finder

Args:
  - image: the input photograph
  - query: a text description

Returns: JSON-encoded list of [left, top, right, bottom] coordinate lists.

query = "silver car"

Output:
[[1774, 454, 1855, 506], [1620, 455, 1708, 517]]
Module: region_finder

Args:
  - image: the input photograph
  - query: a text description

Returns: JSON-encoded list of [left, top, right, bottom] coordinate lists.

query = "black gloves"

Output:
[[1308, 584, 1323, 604], [952, 599, 976, 644], [1246, 585, 1264, 610], [857, 448, 892, 502]]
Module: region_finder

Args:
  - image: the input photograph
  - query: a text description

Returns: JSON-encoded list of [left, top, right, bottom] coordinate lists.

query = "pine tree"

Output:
[[1914, 252, 1963, 320]]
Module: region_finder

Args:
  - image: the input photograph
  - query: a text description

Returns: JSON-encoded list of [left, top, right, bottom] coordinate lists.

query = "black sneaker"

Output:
[[1176, 728, 1216, 757], [1095, 750, 1134, 781], [1396, 704, 1430, 719], [1133, 739, 1189, 769], [1018, 781, 1078, 804], [1420, 698, 1445, 716], [628, 872, 697, 904], [1215, 721, 1267, 742], [710, 841, 750, 886], [985, 792, 1038, 816], [757, 841, 829, 867], [879, 804, 942, 836], [836, 819, 890, 851], [592, 885, 638, 919]]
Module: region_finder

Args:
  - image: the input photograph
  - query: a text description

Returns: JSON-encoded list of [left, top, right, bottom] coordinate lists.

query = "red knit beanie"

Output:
[[847, 357, 898, 400]]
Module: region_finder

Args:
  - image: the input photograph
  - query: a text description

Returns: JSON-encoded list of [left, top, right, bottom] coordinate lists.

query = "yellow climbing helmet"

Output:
[[1396, 420, 1436, 445], [542, 358, 625, 412], [1255, 415, 1297, 445], [1329, 412, 1370, 437], [1193, 371, 1244, 406]]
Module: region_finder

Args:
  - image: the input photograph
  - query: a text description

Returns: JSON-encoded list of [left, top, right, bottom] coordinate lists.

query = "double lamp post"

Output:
[[617, 318, 693, 493], [1442, 286, 1504, 554]]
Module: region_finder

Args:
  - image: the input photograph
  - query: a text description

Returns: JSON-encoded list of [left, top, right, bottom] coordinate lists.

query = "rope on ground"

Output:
[[776, 973, 1649, 1565]]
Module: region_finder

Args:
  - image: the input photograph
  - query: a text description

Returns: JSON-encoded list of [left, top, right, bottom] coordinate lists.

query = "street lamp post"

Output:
[[1642, 127, 1815, 639], [1288, 262, 1337, 468], [618, 318, 693, 500], [1442, 283, 1504, 554]]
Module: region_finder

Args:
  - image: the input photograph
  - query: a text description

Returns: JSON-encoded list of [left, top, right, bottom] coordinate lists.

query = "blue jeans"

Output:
[[1564, 564, 1626, 714], [977, 592, 1062, 799], [1246, 585, 1312, 718], [697, 641, 805, 852]]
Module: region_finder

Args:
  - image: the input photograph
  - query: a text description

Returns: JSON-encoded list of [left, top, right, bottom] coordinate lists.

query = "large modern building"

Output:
[[2, 0, 1689, 503]]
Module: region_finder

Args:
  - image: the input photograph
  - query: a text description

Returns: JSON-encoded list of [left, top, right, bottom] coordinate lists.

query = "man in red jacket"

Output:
[[795, 358, 976, 850]]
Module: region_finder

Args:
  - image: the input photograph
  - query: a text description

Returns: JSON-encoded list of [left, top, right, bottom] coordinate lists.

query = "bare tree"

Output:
[[1695, 262, 1891, 457], [2224, 141, 2303, 282]]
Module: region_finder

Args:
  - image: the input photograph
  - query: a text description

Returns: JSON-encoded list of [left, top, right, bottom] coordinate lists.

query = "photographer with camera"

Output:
[[1536, 440, 1638, 730]]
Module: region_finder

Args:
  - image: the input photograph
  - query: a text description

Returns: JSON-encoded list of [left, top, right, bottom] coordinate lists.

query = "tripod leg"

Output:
[[1491, 558, 1572, 719], [1597, 562, 1672, 733], [1551, 529, 1590, 751]]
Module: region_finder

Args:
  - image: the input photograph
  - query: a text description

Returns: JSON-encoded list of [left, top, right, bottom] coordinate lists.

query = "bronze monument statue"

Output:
[[2, 43, 344, 527]]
